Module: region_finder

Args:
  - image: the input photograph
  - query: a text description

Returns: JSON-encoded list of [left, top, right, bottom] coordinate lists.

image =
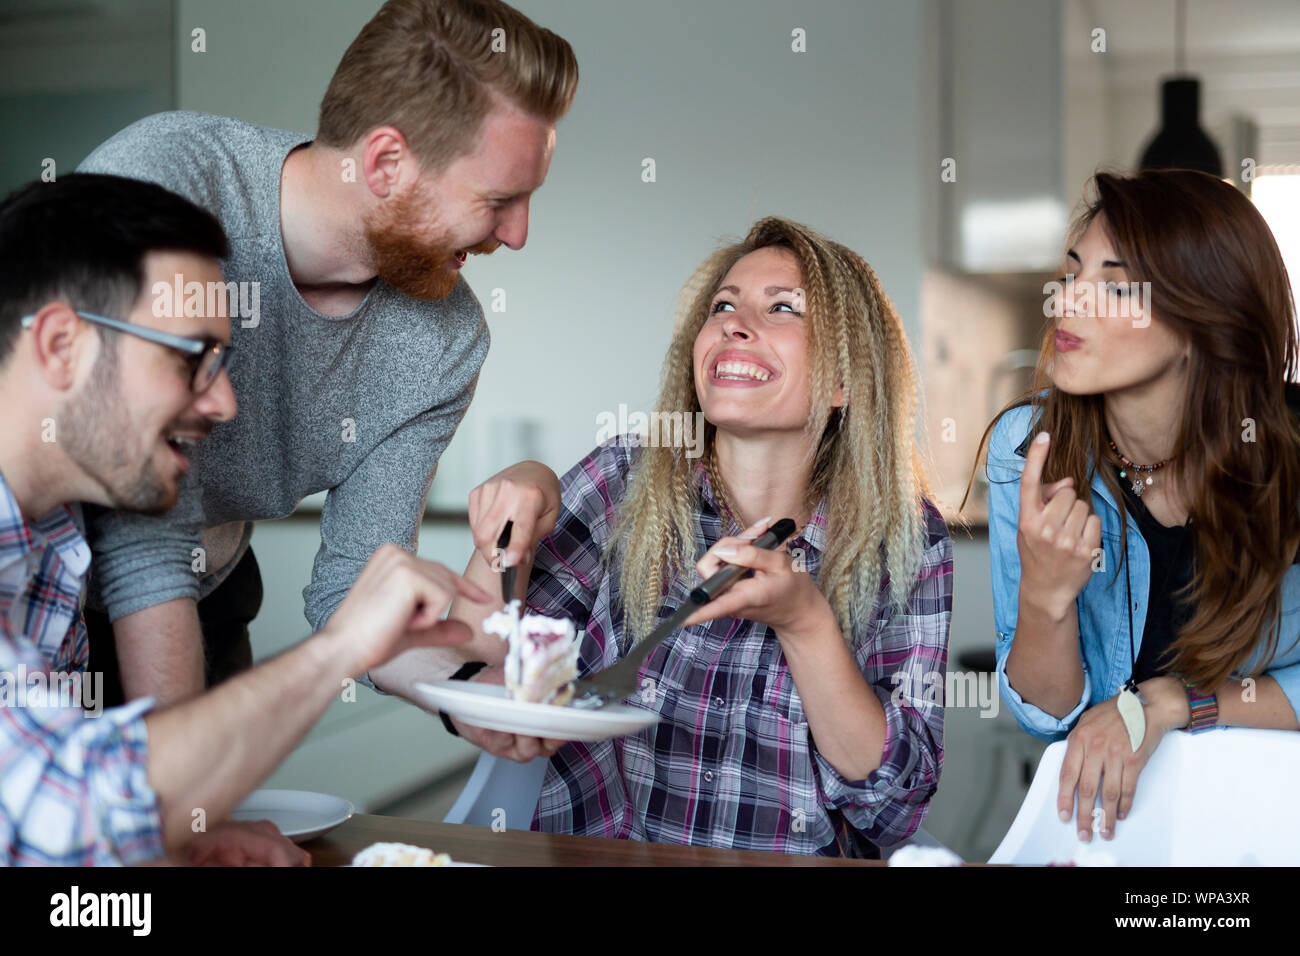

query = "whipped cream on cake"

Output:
[[352, 842, 451, 867], [484, 600, 580, 706]]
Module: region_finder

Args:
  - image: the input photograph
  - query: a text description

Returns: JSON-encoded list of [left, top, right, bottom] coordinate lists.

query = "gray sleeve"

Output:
[[76, 112, 217, 208], [86, 483, 206, 621], [303, 320, 489, 634]]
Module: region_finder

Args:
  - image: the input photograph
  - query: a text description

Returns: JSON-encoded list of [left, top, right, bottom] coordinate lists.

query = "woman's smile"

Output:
[[708, 348, 780, 387]]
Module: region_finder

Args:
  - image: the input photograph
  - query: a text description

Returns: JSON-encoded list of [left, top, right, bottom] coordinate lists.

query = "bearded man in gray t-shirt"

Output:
[[77, 0, 578, 707]]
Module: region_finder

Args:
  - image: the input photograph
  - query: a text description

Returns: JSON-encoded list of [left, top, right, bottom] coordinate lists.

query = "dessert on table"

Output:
[[352, 842, 452, 866]]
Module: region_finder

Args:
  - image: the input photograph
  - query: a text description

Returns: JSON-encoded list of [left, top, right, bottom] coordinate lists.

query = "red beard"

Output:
[[363, 184, 499, 300]]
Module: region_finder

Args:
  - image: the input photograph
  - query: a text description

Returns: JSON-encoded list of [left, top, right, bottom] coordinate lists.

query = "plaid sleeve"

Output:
[[526, 438, 634, 634], [0, 624, 163, 866], [810, 501, 953, 847]]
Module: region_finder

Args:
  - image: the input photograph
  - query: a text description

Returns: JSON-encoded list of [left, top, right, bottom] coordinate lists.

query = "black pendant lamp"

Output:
[[1138, 0, 1223, 176]]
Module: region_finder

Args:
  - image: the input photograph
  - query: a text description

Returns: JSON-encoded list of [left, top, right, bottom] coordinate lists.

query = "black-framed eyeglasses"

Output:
[[20, 310, 234, 395]]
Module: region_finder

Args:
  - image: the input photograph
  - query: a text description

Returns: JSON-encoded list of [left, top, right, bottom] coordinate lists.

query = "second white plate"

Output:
[[413, 680, 659, 742], [232, 789, 355, 843]]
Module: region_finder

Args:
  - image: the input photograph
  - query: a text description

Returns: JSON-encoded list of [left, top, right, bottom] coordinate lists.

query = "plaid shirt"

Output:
[[525, 437, 952, 857], [0, 472, 163, 865]]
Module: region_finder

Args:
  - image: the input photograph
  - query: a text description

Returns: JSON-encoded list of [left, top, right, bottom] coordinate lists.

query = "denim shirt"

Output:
[[987, 403, 1300, 741]]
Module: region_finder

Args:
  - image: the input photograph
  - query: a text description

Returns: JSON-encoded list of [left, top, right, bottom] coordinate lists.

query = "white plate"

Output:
[[232, 789, 355, 843], [413, 680, 660, 742]]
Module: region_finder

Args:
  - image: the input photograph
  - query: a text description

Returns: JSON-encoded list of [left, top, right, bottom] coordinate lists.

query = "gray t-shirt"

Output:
[[78, 111, 489, 632]]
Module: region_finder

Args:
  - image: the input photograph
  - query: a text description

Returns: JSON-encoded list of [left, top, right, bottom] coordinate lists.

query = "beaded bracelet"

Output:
[[1180, 676, 1218, 733]]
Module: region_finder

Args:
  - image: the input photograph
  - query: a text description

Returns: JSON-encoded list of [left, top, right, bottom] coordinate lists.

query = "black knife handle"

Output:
[[689, 517, 797, 604], [496, 520, 516, 601]]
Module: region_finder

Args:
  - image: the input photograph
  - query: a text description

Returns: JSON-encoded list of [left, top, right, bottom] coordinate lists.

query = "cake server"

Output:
[[568, 518, 797, 710]]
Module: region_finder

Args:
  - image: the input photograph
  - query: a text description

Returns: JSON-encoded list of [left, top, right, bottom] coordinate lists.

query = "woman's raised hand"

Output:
[[468, 461, 562, 578], [1016, 432, 1103, 617], [684, 516, 834, 642]]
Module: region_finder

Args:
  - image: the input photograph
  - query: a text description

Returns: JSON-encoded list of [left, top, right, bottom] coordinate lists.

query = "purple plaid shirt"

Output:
[[0, 472, 163, 865], [525, 437, 952, 857]]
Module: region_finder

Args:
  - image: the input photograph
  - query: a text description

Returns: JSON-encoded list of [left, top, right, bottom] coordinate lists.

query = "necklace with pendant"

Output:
[[1117, 546, 1148, 753], [1108, 440, 1172, 498]]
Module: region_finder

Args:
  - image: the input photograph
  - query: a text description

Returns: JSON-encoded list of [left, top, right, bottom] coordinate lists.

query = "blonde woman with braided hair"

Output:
[[431, 217, 953, 858]]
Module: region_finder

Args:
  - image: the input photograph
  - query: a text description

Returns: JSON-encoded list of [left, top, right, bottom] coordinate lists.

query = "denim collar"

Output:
[[1011, 427, 1122, 520]]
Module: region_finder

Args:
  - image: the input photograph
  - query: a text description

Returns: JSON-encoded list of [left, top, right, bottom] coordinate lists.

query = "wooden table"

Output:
[[305, 813, 886, 866]]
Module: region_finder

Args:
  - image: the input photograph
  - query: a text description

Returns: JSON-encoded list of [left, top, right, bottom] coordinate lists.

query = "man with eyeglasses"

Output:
[[19, 311, 234, 399], [0, 173, 487, 864], [74, 0, 577, 710]]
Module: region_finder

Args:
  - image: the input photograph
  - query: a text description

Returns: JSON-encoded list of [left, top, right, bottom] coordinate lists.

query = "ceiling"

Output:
[[1079, 0, 1300, 58], [1071, 0, 1300, 164]]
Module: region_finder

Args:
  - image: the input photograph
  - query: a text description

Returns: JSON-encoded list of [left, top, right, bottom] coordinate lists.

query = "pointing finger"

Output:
[[1019, 431, 1050, 514]]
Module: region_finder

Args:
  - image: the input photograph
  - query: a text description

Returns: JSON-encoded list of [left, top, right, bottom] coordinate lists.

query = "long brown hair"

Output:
[[964, 169, 1300, 689], [609, 217, 936, 644]]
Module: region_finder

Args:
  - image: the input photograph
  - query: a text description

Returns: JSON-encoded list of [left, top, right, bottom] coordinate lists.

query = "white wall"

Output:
[[1063, 0, 1111, 209], [945, 0, 1067, 272], [176, 0, 930, 500]]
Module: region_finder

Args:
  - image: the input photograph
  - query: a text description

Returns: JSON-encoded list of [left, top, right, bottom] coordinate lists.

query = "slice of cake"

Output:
[[484, 600, 580, 706], [352, 842, 452, 866]]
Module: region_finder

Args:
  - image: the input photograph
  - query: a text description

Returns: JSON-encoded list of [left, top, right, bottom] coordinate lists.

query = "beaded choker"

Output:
[[1108, 440, 1173, 498]]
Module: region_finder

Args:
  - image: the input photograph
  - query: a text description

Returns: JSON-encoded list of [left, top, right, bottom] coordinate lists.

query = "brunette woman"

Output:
[[967, 169, 1300, 844]]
